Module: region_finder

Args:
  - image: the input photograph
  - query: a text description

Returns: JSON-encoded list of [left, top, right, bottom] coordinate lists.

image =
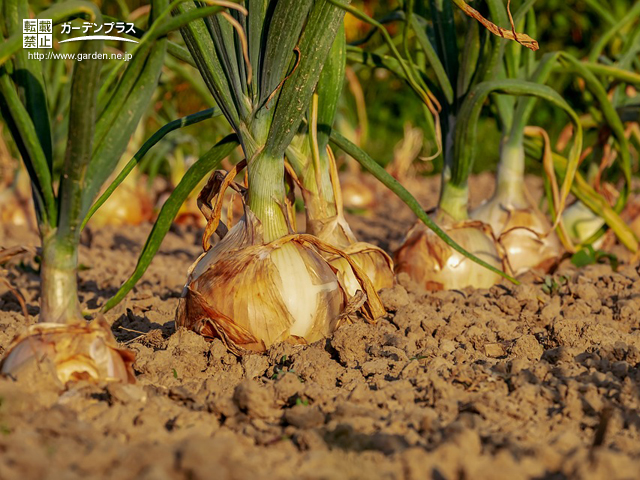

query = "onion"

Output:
[[89, 181, 154, 228], [394, 212, 503, 290], [0, 190, 32, 228], [471, 143, 561, 275], [299, 148, 395, 294], [0, 319, 135, 385], [472, 195, 561, 275], [339, 172, 378, 211], [0, 171, 35, 229], [308, 214, 394, 294], [327, 242, 394, 295], [177, 206, 384, 355], [561, 200, 606, 249]]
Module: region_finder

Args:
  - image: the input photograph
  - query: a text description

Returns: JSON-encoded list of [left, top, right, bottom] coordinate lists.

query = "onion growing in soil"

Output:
[[377, 2, 584, 287], [285, 29, 394, 295], [395, 211, 503, 290], [177, 181, 383, 354], [1, 319, 135, 384], [308, 155, 395, 294], [0, 0, 168, 385], [169, 1, 387, 352], [471, 142, 561, 275], [288, 142, 395, 295]]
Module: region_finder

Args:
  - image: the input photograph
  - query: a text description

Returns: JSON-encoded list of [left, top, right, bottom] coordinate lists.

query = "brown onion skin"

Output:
[[472, 199, 561, 276], [1, 319, 136, 385], [394, 215, 503, 291]]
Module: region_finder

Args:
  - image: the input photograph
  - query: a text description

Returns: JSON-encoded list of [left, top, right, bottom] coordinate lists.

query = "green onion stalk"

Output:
[[470, 8, 563, 276], [391, 0, 529, 290], [174, 0, 385, 355], [390, 1, 583, 287], [0, 0, 167, 385], [559, 9, 640, 251], [286, 25, 394, 295], [174, 1, 338, 242]]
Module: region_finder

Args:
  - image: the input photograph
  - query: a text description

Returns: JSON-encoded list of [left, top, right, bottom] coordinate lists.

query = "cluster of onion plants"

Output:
[[342, 0, 639, 289], [1, 0, 638, 386], [0, 0, 240, 383], [97, 0, 517, 355]]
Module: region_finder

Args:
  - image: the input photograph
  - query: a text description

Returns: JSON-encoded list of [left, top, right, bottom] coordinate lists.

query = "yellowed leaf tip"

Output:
[[454, 0, 539, 51]]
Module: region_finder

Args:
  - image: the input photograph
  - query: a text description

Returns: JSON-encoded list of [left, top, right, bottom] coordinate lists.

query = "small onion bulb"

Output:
[[472, 197, 561, 275], [90, 181, 153, 228], [0, 319, 135, 385], [394, 214, 503, 290], [339, 172, 378, 211], [561, 200, 606, 249], [308, 214, 395, 295]]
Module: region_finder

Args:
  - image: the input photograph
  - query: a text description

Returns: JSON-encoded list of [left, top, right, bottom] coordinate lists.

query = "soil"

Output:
[[1, 173, 639, 480]]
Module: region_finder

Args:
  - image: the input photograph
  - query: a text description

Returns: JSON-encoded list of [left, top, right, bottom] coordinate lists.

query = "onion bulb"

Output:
[[472, 195, 561, 275], [0, 190, 32, 228], [308, 214, 394, 295], [300, 149, 395, 294], [0, 171, 35, 229], [561, 200, 605, 249], [327, 242, 394, 295], [339, 172, 378, 212], [471, 142, 561, 275], [394, 212, 503, 290], [177, 206, 384, 355], [0, 319, 135, 385], [89, 180, 153, 228]]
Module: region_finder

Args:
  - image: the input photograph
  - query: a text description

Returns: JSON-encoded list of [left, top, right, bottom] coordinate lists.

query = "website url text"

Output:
[[27, 51, 133, 62]]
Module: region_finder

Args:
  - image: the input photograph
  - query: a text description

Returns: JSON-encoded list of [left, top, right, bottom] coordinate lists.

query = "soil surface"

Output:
[[1, 174, 639, 479]]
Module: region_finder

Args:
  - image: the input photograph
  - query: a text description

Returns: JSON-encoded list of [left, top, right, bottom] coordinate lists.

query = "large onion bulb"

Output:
[[177, 207, 384, 355]]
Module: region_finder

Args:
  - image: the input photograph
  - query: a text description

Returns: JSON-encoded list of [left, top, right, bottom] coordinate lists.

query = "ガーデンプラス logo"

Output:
[[23, 19, 139, 49]]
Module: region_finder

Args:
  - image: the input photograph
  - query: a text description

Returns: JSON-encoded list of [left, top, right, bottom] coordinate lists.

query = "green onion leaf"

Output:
[[330, 130, 518, 285], [102, 134, 239, 312]]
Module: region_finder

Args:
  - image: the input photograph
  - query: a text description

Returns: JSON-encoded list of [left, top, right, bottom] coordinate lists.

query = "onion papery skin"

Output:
[[472, 198, 561, 276], [328, 242, 395, 295], [394, 215, 503, 291], [0, 319, 135, 386], [177, 211, 357, 355], [308, 214, 396, 294]]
